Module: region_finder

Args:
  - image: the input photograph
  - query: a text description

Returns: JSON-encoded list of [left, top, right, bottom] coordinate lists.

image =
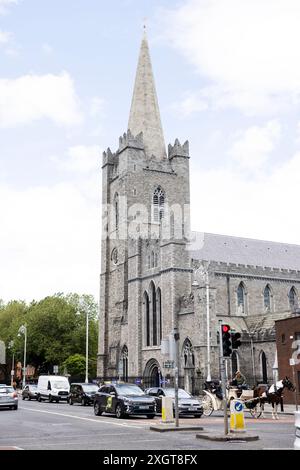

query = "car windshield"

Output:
[[82, 384, 99, 392], [163, 389, 191, 399], [0, 387, 14, 394], [53, 382, 68, 389], [29, 385, 37, 389], [114, 384, 144, 396]]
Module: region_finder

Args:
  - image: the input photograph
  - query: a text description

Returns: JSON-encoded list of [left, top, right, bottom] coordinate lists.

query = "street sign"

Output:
[[53, 365, 59, 374], [163, 360, 174, 369]]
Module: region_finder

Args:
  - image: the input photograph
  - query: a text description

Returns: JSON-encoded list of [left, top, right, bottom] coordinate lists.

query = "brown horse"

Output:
[[253, 377, 295, 419]]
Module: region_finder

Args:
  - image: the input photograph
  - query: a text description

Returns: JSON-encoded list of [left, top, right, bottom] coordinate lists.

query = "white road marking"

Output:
[[19, 407, 144, 429]]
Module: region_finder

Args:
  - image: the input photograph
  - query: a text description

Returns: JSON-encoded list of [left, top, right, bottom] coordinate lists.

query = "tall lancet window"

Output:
[[264, 285, 272, 312], [143, 292, 150, 346], [153, 187, 165, 222], [150, 282, 158, 346], [289, 286, 298, 311], [237, 282, 246, 314], [114, 193, 119, 231]]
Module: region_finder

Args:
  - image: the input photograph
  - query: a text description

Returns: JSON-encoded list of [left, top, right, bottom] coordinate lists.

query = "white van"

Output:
[[37, 375, 70, 403]]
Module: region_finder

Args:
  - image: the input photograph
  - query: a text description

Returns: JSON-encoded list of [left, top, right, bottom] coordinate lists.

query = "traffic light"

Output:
[[221, 324, 232, 357], [231, 331, 241, 350]]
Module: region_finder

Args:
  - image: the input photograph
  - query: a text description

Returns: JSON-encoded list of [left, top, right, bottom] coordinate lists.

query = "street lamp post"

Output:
[[18, 325, 27, 389], [194, 262, 211, 382], [85, 310, 89, 384]]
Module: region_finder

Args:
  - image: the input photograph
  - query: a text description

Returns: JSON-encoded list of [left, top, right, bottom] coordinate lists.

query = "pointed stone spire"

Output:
[[128, 30, 166, 159]]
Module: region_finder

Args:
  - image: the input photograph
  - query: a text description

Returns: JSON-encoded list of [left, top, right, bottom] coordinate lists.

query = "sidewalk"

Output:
[[247, 403, 298, 416]]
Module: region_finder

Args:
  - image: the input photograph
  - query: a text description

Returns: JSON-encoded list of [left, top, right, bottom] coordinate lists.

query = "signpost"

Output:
[[53, 365, 59, 375], [289, 358, 299, 411]]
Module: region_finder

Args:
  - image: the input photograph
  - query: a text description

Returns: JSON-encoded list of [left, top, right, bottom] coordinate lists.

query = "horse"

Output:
[[253, 376, 295, 419]]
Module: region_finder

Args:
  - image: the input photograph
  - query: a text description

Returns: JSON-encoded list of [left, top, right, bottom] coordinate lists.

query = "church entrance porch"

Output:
[[143, 359, 161, 389]]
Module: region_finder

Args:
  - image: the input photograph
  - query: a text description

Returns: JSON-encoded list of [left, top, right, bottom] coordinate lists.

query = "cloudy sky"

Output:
[[1, 0, 300, 303]]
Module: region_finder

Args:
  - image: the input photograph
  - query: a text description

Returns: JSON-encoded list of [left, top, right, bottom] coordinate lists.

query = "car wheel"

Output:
[[49, 395, 53, 403], [69, 398, 73, 405], [115, 404, 124, 419], [81, 398, 86, 406], [146, 414, 155, 419], [28, 396, 31, 401], [13, 405, 18, 410], [94, 402, 102, 416], [194, 414, 202, 418], [37, 395, 42, 402], [22, 395, 25, 400]]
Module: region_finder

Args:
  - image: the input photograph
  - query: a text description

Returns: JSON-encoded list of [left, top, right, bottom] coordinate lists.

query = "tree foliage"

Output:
[[0, 294, 98, 377]]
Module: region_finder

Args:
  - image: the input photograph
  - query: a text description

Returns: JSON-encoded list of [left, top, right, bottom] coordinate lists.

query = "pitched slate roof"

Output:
[[189, 232, 300, 271]]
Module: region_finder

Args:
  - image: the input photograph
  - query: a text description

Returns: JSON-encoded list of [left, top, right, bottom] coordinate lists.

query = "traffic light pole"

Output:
[[219, 322, 229, 436]]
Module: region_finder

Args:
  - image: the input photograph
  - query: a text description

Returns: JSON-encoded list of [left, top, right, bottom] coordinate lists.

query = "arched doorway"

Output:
[[143, 359, 161, 389], [260, 351, 268, 383]]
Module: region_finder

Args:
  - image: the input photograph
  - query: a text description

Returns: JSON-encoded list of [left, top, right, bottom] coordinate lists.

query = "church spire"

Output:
[[128, 31, 166, 159]]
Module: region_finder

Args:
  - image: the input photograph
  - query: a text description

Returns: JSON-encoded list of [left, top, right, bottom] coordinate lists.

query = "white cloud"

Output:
[[164, 0, 300, 114], [54, 145, 101, 173], [191, 149, 300, 245], [0, 180, 100, 302], [0, 72, 83, 127], [0, 29, 11, 44], [0, 0, 18, 15], [171, 91, 208, 117], [229, 120, 281, 171]]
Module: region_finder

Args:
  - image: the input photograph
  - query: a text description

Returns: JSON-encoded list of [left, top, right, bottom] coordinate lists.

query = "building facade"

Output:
[[275, 316, 300, 404], [97, 34, 300, 393]]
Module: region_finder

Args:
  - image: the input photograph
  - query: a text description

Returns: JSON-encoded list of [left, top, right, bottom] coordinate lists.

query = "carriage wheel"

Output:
[[249, 404, 262, 419], [202, 395, 214, 416]]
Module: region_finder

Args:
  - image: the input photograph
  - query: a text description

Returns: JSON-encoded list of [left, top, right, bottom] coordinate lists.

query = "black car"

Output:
[[22, 384, 38, 401], [94, 383, 156, 419], [68, 383, 99, 406], [145, 387, 203, 417]]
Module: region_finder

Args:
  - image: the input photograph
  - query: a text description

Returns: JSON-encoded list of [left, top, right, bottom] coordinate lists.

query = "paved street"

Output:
[[0, 400, 296, 450]]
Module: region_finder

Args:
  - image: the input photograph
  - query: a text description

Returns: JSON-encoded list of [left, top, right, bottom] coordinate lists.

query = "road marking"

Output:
[[19, 407, 144, 429], [0, 446, 23, 450]]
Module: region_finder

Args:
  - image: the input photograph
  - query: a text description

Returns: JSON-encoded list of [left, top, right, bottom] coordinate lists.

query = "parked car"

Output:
[[37, 375, 70, 403], [68, 383, 99, 406], [0, 385, 18, 410], [94, 383, 156, 419], [145, 387, 203, 417], [22, 384, 38, 401]]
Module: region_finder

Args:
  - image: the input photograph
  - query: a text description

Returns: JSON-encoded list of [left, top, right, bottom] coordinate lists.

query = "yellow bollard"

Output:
[[230, 399, 246, 433], [161, 396, 174, 424]]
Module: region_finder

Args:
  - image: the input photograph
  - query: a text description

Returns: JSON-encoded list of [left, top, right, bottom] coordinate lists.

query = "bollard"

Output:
[[230, 399, 246, 433], [294, 411, 300, 450], [161, 396, 174, 424]]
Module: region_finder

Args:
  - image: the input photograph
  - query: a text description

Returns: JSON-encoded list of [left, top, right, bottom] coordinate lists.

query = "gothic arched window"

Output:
[[289, 286, 298, 311], [121, 345, 128, 382], [264, 285, 272, 312], [237, 282, 246, 314], [144, 292, 150, 346], [153, 187, 165, 222], [150, 282, 157, 346], [157, 287, 162, 344], [114, 193, 119, 231]]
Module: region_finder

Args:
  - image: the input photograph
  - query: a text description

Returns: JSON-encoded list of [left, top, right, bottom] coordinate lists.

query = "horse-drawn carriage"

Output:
[[202, 377, 295, 419], [202, 381, 263, 418]]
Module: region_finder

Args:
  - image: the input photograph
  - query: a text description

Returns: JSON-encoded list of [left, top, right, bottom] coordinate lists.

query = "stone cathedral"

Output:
[[97, 33, 300, 393]]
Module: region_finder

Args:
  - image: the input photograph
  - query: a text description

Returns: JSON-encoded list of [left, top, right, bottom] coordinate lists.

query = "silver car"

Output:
[[0, 385, 18, 410]]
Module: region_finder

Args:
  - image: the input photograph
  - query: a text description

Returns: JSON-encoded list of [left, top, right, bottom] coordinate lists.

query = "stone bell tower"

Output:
[[97, 31, 192, 382]]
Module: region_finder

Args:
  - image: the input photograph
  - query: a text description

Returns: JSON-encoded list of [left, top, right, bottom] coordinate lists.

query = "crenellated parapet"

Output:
[[102, 147, 116, 167], [168, 138, 189, 160], [118, 129, 145, 153]]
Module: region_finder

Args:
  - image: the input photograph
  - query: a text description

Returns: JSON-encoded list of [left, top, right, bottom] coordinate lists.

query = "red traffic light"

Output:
[[222, 324, 230, 333]]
